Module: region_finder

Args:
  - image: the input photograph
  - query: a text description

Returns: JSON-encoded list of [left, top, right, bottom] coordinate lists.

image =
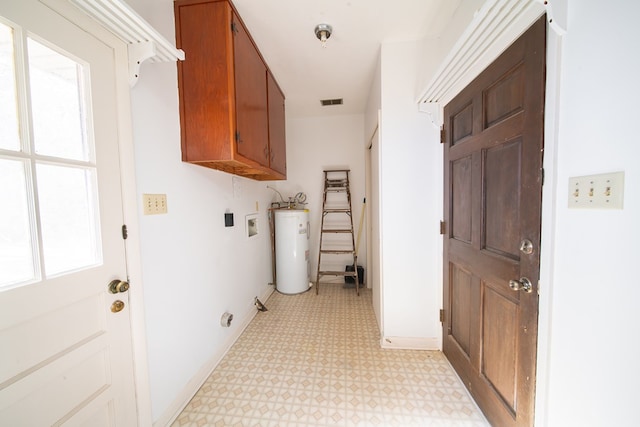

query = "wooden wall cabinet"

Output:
[[174, 0, 286, 180]]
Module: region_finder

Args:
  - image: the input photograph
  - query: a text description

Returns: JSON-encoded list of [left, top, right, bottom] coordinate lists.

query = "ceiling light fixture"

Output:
[[314, 24, 332, 48]]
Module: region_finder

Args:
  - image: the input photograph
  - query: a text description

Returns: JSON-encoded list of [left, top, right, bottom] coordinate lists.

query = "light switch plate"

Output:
[[568, 171, 624, 209], [143, 193, 168, 215]]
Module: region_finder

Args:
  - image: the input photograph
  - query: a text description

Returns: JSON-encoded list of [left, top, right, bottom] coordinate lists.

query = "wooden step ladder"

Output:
[[316, 170, 360, 295]]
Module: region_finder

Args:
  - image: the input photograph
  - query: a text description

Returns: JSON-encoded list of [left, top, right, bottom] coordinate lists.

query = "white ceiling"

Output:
[[230, 0, 462, 117]]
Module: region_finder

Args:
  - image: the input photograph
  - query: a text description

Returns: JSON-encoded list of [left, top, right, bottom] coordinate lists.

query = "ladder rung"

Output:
[[318, 271, 357, 277], [321, 229, 352, 233], [320, 249, 354, 254], [323, 209, 351, 213]]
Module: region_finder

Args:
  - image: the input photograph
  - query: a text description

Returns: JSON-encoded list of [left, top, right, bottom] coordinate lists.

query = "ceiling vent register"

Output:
[[320, 98, 343, 106]]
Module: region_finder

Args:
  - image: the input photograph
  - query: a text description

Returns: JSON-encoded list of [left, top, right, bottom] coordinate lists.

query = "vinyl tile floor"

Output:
[[172, 284, 489, 426]]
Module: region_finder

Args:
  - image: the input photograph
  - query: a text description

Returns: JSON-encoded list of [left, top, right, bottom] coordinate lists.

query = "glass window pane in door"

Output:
[[36, 163, 101, 276], [0, 158, 36, 287], [0, 22, 20, 151], [28, 38, 88, 161]]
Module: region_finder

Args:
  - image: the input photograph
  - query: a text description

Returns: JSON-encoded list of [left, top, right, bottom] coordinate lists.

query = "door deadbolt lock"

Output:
[[110, 300, 125, 313], [509, 277, 533, 293], [108, 279, 129, 294], [519, 239, 534, 255]]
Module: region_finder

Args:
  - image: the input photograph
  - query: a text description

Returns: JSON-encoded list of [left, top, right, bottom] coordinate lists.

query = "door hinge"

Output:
[[121, 224, 128, 240], [440, 221, 446, 235], [440, 126, 445, 144], [541, 167, 545, 186], [235, 131, 240, 143], [439, 309, 445, 322], [231, 21, 238, 35]]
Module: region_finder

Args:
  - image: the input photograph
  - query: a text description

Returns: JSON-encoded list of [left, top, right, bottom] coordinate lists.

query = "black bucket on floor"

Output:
[[344, 265, 365, 288]]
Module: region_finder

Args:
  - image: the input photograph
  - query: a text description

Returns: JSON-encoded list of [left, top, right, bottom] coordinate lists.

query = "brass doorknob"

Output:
[[509, 277, 533, 293], [111, 300, 125, 313], [108, 279, 130, 294]]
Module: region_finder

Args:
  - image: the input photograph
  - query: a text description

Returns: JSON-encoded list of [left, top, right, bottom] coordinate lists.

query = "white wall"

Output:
[[281, 114, 366, 285], [365, 50, 382, 141], [362, 0, 482, 349], [126, 0, 275, 423], [539, 1, 640, 424], [131, 61, 275, 423], [377, 40, 441, 346]]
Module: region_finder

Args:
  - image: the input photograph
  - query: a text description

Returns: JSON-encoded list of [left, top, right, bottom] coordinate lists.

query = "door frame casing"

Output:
[[39, 0, 152, 424], [365, 113, 383, 334]]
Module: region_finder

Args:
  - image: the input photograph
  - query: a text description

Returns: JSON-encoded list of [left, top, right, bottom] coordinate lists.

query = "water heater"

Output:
[[275, 209, 310, 294]]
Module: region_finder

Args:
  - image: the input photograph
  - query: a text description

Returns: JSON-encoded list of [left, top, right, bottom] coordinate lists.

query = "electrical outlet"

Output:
[[568, 171, 624, 209], [143, 193, 168, 215]]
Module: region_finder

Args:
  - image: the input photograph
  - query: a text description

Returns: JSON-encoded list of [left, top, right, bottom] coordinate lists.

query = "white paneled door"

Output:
[[0, 0, 137, 425]]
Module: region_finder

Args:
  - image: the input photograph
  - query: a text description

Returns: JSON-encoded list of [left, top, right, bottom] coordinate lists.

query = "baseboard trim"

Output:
[[380, 336, 440, 350], [154, 286, 275, 427]]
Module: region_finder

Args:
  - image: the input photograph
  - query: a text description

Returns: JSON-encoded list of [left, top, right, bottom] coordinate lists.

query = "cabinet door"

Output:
[[267, 72, 286, 176], [176, 1, 234, 162], [233, 13, 269, 167]]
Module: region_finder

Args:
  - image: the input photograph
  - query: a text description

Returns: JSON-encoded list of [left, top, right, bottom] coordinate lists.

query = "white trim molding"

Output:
[[417, 0, 567, 128], [381, 336, 440, 351], [65, 0, 185, 86]]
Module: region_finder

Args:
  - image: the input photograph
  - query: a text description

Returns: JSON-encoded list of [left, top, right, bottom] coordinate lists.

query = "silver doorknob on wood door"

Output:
[[519, 239, 534, 255], [509, 277, 533, 293]]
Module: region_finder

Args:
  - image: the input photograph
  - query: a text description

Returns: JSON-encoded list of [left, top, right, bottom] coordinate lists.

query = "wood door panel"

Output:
[[484, 63, 525, 129], [451, 156, 473, 243], [443, 16, 545, 427], [0, 292, 102, 383], [449, 239, 519, 286], [1, 343, 111, 424], [449, 113, 524, 161], [450, 263, 473, 357], [451, 102, 474, 145], [484, 139, 522, 259], [482, 284, 518, 410]]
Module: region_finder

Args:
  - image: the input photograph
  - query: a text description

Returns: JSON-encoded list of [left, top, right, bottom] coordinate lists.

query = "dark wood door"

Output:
[[233, 12, 269, 167], [442, 16, 546, 426]]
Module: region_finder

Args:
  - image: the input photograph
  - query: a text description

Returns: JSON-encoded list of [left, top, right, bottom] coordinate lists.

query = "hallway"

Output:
[[172, 285, 488, 426]]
